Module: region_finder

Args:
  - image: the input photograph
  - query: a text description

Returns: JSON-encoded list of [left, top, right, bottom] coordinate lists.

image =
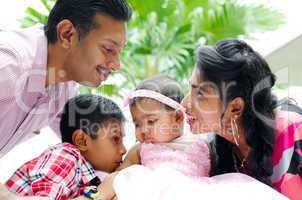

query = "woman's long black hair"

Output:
[[196, 39, 277, 185]]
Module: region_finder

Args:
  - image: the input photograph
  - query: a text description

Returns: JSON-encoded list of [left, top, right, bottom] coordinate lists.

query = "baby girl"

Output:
[[117, 74, 211, 179]]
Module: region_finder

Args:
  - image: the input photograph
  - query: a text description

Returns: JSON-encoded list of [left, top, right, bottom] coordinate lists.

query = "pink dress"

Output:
[[113, 137, 288, 200], [140, 138, 211, 178]]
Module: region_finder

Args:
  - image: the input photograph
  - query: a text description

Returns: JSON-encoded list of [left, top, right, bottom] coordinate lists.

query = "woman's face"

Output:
[[182, 68, 224, 134]]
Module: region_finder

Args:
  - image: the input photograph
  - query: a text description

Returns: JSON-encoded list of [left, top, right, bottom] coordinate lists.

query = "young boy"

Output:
[[5, 94, 126, 200]]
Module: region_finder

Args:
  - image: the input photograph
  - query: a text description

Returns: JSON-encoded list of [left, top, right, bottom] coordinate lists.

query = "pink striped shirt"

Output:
[[0, 27, 77, 157], [272, 110, 302, 200]]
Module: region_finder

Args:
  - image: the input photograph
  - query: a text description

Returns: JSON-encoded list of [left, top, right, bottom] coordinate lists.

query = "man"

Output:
[[0, 0, 132, 199], [0, 0, 132, 158]]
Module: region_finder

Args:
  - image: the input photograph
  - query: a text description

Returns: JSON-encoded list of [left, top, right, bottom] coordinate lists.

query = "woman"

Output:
[[182, 38, 302, 200], [71, 39, 288, 200]]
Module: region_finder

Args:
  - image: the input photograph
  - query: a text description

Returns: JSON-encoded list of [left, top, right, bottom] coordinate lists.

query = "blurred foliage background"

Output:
[[21, 0, 285, 98]]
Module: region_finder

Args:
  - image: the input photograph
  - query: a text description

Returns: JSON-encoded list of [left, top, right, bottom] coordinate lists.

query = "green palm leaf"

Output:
[[20, 0, 285, 99]]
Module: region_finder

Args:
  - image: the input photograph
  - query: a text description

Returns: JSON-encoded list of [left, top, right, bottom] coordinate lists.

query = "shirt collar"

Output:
[[81, 156, 98, 185], [62, 143, 98, 185]]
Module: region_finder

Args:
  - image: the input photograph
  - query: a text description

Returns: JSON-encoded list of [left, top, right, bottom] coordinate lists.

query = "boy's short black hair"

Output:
[[131, 75, 184, 110], [45, 0, 132, 43], [60, 94, 125, 144]]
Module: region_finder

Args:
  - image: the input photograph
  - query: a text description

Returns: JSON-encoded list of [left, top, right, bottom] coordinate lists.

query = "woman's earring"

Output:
[[231, 116, 240, 146]]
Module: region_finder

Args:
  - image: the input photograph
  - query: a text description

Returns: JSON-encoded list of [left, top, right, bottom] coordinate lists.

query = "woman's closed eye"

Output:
[[196, 86, 207, 99]]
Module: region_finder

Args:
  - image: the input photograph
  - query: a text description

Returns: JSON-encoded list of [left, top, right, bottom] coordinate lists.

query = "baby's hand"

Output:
[[98, 172, 119, 200], [116, 144, 141, 171]]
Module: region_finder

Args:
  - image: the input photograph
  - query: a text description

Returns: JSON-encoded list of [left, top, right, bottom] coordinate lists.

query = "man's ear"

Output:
[[56, 19, 78, 49], [72, 130, 89, 151]]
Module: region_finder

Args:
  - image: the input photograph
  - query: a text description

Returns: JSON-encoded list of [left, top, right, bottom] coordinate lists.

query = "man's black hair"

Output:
[[45, 0, 132, 43]]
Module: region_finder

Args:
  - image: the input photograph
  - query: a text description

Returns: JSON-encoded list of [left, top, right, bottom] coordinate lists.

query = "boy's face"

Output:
[[84, 119, 126, 173]]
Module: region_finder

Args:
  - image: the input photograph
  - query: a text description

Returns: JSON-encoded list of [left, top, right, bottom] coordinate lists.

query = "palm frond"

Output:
[[20, 0, 285, 99]]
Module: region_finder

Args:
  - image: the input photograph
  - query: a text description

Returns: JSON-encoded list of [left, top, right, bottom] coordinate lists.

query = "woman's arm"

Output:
[[116, 144, 141, 171]]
